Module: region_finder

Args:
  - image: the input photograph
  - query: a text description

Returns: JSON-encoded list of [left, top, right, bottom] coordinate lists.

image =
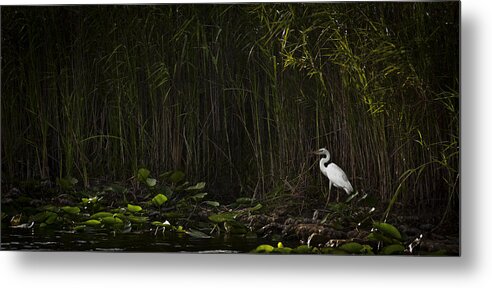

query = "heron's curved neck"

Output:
[[319, 151, 331, 166]]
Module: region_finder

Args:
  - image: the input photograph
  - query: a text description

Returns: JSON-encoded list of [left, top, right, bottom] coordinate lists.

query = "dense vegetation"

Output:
[[1, 3, 459, 254]]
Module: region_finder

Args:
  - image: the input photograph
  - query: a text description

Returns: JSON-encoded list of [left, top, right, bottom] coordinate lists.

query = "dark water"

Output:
[[1, 228, 265, 253]]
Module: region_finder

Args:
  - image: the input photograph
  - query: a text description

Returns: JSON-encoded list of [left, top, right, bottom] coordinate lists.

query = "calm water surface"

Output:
[[1, 228, 265, 253]]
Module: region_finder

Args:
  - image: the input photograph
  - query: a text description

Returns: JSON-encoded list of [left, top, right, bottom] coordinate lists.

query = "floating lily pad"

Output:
[[61, 206, 80, 214], [90, 212, 114, 219], [190, 192, 207, 201], [101, 216, 123, 225], [273, 247, 293, 254], [45, 213, 58, 224], [128, 215, 148, 223], [203, 201, 220, 207], [169, 170, 185, 183], [151, 220, 171, 227], [224, 221, 248, 234], [152, 194, 168, 206], [185, 182, 206, 191], [373, 222, 402, 240], [339, 242, 364, 254], [247, 203, 263, 212], [84, 219, 101, 226], [254, 244, 274, 253], [137, 168, 150, 182], [208, 212, 238, 223], [146, 178, 157, 187], [293, 245, 313, 254], [127, 204, 142, 213], [381, 244, 405, 255]]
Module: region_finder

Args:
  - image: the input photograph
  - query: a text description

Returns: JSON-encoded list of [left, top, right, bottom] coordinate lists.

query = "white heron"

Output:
[[314, 148, 354, 204]]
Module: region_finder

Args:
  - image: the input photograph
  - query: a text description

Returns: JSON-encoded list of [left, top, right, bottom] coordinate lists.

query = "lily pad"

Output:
[[185, 182, 206, 191], [128, 215, 148, 223], [137, 168, 151, 182], [373, 222, 402, 240], [90, 212, 114, 219], [101, 216, 123, 225], [152, 194, 168, 206], [293, 245, 313, 254], [381, 244, 405, 255], [247, 203, 263, 212], [84, 219, 101, 226], [273, 247, 293, 254], [338, 242, 364, 254], [146, 178, 157, 187], [208, 212, 238, 223], [224, 221, 248, 234], [45, 213, 58, 224], [151, 220, 171, 227], [254, 244, 274, 253], [190, 192, 207, 201], [127, 204, 143, 213], [169, 170, 185, 183], [61, 206, 80, 214], [203, 201, 220, 207]]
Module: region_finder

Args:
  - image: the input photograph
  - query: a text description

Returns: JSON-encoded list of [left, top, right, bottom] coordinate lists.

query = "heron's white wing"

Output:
[[326, 163, 353, 193]]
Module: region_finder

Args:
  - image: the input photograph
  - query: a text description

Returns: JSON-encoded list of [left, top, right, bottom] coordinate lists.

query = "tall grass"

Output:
[[1, 3, 459, 218]]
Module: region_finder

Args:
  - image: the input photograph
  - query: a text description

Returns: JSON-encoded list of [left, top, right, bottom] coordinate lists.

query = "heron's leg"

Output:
[[325, 181, 332, 207]]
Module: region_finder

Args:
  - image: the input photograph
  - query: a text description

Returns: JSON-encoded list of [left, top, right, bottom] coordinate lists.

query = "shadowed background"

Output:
[[1, 3, 459, 219]]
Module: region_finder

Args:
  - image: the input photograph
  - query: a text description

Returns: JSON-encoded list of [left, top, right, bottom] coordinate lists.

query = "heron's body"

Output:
[[315, 148, 353, 202]]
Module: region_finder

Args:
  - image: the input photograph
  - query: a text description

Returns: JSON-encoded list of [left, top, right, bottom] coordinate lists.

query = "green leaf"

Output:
[[151, 194, 168, 206], [175, 225, 186, 233], [127, 204, 143, 213], [151, 220, 171, 227], [224, 221, 248, 234], [45, 213, 58, 224], [101, 216, 123, 225], [169, 170, 185, 183], [128, 215, 148, 223], [185, 182, 206, 191], [84, 219, 101, 226], [381, 244, 405, 255], [90, 212, 114, 219], [32, 211, 56, 222], [338, 242, 364, 254], [73, 225, 86, 231], [293, 245, 313, 254], [361, 245, 374, 255], [373, 222, 402, 240], [366, 232, 399, 245], [208, 212, 238, 223], [137, 168, 150, 182], [81, 196, 99, 204], [186, 228, 212, 239], [61, 206, 80, 214], [247, 203, 263, 212], [203, 201, 220, 207], [273, 247, 293, 254], [146, 178, 157, 187], [254, 244, 274, 253], [190, 192, 207, 201]]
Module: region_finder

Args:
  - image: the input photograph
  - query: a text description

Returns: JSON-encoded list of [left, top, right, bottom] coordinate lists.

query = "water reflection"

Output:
[[1, 228, 262, 253]]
